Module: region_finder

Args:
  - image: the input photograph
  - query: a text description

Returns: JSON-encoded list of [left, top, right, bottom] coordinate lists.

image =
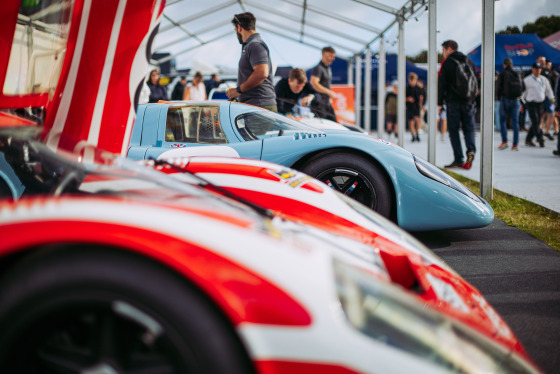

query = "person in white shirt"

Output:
[[522, 62, 555, 147], [183, 71, 207, 101]]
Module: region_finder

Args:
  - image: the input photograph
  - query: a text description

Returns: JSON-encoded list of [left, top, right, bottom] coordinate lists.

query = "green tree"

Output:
[[522, 16, 560, 38], [497, 26, 521, 35], [406, 49, 444, 63], [497, 15, 560, 38]]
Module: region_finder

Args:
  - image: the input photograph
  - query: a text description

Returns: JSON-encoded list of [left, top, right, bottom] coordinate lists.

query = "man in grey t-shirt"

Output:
[[310, 46, 337, 122], [226, 12, 277, 112]]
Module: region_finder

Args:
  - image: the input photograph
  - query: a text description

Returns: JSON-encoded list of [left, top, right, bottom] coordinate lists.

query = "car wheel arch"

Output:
[[291, 147, 398, 223], [0, 243, 257, 372]]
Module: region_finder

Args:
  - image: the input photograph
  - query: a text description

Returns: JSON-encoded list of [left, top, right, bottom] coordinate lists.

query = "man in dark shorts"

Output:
[[226, 12, 277, 112], [275, 68, 316, 117], [310, 46, 337, 122], [406, 72, 423, 142]]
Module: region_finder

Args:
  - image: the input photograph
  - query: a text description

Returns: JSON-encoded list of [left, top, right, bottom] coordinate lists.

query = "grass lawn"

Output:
[[446, 171, 560, 252]]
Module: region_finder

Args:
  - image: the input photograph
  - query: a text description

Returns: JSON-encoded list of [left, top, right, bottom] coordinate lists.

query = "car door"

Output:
[[141, 103, 263, 160]]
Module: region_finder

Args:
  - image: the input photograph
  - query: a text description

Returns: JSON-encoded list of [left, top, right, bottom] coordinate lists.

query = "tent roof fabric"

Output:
[[544, 30, 560, 51], [468, 33, 560, 72], [156, 0, 428, 66]]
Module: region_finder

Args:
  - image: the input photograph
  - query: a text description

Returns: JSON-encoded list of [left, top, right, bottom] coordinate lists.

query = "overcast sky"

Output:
[[155, 0, 560, 73]]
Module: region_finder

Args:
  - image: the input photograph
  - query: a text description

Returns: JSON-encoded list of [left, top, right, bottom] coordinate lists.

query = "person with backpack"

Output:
[[522, 62, 555, 148], [438, 40, 478, 169], [496, 58, 525, 151]]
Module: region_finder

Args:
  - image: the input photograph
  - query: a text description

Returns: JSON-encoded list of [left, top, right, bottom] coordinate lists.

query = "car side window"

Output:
[[235, 111, 323, 141], [165, 106, 227, 144]]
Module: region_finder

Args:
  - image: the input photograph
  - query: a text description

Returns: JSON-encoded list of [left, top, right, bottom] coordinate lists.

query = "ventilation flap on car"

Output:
[[293, 132, 326, 140]]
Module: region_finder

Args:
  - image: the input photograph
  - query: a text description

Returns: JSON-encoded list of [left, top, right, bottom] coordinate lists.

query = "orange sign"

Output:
[[331, 85, 355, 125]]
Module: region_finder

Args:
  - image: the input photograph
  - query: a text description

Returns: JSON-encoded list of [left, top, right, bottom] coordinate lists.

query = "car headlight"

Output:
[[334, 259, 538, 374], [413, 155, 484, 203]]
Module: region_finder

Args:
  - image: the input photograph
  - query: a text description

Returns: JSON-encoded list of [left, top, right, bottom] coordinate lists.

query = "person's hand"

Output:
[[226, 88, 240, 100], [406, 97, 414, 103], [301, 95, 314, 106], [328, 90, 337, 99]]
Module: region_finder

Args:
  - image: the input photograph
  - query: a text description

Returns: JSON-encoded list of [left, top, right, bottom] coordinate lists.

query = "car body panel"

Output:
[[0, 190, 539, 374], [129, 101, 493, 231], [149, 156, 521, 353]]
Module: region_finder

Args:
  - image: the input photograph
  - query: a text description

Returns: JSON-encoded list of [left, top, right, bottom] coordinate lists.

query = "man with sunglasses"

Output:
[[226, 13, 277, 112]]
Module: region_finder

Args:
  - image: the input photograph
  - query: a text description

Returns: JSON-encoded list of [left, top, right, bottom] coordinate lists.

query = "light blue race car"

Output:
[[127, 101, 493, 232]]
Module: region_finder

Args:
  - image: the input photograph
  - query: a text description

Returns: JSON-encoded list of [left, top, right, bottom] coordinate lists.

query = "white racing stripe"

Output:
[[47, 0, 92, 150]]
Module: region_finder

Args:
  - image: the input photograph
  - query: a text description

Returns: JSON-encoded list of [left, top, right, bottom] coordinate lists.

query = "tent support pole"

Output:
[[348, 57, 353, 85], [355, 55, 362, 128], [427, 0, 437, 164], [377, 38, 386, 139], [364, 48, 372, 132], [480, 0, 495, 201], [397, 16, 406, 148]]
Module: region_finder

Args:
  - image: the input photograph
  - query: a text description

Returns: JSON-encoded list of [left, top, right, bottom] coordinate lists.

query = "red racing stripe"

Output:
[[0, 219, 312, 327], [255, 361, 363, 374]]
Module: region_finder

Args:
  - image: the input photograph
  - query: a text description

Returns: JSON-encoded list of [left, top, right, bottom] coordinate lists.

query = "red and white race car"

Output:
[[0, 0, 542, 372], [147, 156, 527, 354], [0, 133, 541, 373]]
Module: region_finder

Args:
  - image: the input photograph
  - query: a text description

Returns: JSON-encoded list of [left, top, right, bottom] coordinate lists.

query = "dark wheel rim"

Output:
[[4, 300, 188, 374], [316, 167, 377, 209]]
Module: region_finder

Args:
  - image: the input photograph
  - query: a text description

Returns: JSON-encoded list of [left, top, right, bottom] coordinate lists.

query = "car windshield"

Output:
[[235, 110, 324, 141], [1, 0, 73, 124]]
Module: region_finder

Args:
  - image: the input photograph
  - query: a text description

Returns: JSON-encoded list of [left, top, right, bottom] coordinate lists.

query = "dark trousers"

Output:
[[499, 97, 520, 146], [525, 101, 544, 143], [447, 102, 476, 163]]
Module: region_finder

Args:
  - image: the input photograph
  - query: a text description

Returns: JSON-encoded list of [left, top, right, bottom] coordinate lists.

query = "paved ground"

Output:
[[396, 128, 560, 213], [397, 128, 560, 373], [414, 221, 560, 374]]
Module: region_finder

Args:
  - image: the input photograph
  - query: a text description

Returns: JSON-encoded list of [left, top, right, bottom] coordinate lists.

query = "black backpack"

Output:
[[504, 69, 524, 98], [448, 57, 478, 101]]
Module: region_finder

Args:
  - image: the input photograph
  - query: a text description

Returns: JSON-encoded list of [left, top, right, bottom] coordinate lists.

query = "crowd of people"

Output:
[[383, 40, 559, 166], [145, 12, 338, 123], [495, 55, 559, 157], [145, 13, 559, 160]]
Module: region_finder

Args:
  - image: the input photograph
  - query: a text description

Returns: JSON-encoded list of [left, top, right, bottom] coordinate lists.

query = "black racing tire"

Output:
[[0, 247, 255, 373], [300, 152, 394, 219]]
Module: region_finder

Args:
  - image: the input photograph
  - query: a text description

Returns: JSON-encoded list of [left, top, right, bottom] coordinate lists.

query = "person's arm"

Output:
[[183, 85, 191, 100], [310, 75, 336, 99], [544, 78, 555, 102], [275, 80, 289, 114], [298, 82, 316, 106], [438, 61, 447, 106], [556, 77, 560, 112], [405, 86, 414, 103], [521, 77, 528, 102], [227, 43, 270, 100], [241, 64, 268, 91], [203, 85, 207, 100], [226, 65, 268, 99], [496, 72, 504, 99]]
